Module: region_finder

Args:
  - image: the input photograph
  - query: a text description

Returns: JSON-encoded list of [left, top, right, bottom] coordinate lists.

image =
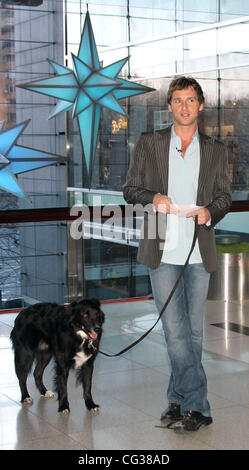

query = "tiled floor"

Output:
[[1, 298, 249, 450]]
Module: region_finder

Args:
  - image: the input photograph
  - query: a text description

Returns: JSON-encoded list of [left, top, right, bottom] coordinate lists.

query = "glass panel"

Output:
[[129, 38, 181, 77], [220, 0, 249, 17], [129, 16, 175, 43], [83, 0, 127, 6], [220, 67, 249, 200], [67, 211, 151, 302], [129, 0, 174, 7], [183, 30, 217, 73], [182, 0, 217, 13], [0, 220, 68, 309], [84, 238, 150, 300], [218, 23, 249, 61], [66, 12, 81, 47], [2, 0, 249, 306], [65, 1, 81, 13], [0, 223, 21, 308], [0, 0, 67, 211], [99, 48, 129, 75]]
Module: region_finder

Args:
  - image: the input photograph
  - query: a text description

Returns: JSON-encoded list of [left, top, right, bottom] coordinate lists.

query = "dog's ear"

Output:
[[79, 299, 91, 306], [90, 297, 101, 309], [76, 297, 101, 309], [100, 309, 105, 324]]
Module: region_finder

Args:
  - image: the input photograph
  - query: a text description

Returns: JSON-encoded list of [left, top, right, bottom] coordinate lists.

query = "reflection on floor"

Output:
[[1, 298, 249, 450]]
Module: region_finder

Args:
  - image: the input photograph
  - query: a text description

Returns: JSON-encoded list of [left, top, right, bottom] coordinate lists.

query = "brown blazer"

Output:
[[123, 125, 232, 272]]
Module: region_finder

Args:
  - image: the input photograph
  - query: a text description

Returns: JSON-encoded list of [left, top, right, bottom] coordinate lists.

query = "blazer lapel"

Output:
[[153, 126, 172, 195]]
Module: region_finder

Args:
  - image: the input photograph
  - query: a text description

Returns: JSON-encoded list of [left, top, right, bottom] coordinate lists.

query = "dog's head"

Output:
[[69, 298, 105, 340]]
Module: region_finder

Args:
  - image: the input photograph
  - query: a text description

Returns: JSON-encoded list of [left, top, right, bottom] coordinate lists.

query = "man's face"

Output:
[[168, 86, 204, 128]]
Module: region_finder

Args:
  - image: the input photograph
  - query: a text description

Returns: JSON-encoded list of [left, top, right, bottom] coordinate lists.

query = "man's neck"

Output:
[[173, 123, 198, 143], [173, 123, 198, 158]]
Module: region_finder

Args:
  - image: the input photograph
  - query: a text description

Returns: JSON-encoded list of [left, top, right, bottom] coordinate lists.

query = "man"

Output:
[[123, 76, 231, 431]]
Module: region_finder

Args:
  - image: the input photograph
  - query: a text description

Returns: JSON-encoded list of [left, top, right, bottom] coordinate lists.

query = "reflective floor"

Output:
[[1, 298, 249, 450]]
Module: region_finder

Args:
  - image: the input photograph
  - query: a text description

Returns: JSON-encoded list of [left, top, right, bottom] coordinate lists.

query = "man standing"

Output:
[[123, 76, 231, 431]]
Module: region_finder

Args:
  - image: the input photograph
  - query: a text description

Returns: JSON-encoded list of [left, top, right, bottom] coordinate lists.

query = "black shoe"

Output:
[[160, 403, 182, 422], [168, 410, 213, 431]]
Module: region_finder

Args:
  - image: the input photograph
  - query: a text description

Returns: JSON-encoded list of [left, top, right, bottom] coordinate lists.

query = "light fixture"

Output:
[[18, 12, 154, 185], [0, 120, 67, 198]]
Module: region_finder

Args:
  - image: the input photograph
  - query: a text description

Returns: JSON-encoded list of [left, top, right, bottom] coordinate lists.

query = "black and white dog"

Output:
[[10, 298, 105, 414]]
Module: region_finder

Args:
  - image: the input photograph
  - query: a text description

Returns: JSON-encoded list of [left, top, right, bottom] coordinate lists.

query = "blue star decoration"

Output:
[[18, 11, 154, 184], [0, 120, 67, 198]]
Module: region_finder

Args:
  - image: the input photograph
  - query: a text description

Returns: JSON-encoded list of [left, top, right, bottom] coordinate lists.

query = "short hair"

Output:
[[167, 76, 205, 104]]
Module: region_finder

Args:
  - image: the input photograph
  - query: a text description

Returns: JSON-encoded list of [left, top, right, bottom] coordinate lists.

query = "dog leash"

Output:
[[98, 217, 200, 358]]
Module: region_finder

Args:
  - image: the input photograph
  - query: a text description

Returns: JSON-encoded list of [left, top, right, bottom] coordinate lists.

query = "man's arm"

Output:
[[205, 143, 232, 227], [187, 142, 232, 227], [123, 134, 158, 207]]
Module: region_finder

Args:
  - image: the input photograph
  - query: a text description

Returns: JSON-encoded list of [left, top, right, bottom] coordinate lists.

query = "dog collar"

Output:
[[87, 339, 98, 352]]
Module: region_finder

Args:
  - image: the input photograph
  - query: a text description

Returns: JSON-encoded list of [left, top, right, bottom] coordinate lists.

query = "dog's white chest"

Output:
[[74, 350, 90, 368], [74, 330, 92, 369]]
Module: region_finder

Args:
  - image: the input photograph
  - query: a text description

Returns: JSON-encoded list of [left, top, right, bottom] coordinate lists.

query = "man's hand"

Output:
[[186, 207, 211, 225], [153, 193, 172, 213]]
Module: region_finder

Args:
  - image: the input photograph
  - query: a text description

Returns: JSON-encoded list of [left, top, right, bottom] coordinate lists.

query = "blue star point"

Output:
[[0, 120, 67, 198], [18, 12, 154, 183]]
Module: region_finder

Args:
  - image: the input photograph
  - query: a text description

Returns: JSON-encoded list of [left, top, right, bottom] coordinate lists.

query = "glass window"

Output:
[[2, 0, 249, 306], [220, 0, 249, 16], [66, 12, 81, 47], [183, 29, 217, 73], [218, 23, 249, 57], [220, 67, 249, 200], [182, 0, 217, 14], [0, 220, 68, 308], [129, 38, 182, 78]]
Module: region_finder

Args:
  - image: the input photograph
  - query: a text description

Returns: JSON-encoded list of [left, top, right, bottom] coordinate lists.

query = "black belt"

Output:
[[99, 217, 200, 358]]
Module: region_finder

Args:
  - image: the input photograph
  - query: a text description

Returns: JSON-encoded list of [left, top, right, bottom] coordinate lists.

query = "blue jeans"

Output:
[[149, 262, 211, 416]]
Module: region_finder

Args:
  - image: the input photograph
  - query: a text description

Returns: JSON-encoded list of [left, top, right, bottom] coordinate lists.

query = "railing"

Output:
[[0, 200, 248, 224], [0, 201, 248, 308]]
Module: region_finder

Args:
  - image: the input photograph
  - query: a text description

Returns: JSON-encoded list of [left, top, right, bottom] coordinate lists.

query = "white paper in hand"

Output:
[[170, 204, 203, 217]]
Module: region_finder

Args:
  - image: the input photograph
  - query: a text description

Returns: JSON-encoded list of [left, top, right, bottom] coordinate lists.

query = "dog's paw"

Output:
[[60, 408, 70, 415], [23, 397, 33, 404], [42, 390, 54, 399], [90, 406, 100, 416]]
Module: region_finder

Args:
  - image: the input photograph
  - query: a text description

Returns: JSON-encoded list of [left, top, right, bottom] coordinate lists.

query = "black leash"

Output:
[[99, 217, 200, 358]]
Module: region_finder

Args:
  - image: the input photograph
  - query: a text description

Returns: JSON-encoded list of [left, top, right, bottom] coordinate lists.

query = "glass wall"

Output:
[[0, 1, 67, 306], [66, 0, 249, 196], [66, 0, 249, 300]]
